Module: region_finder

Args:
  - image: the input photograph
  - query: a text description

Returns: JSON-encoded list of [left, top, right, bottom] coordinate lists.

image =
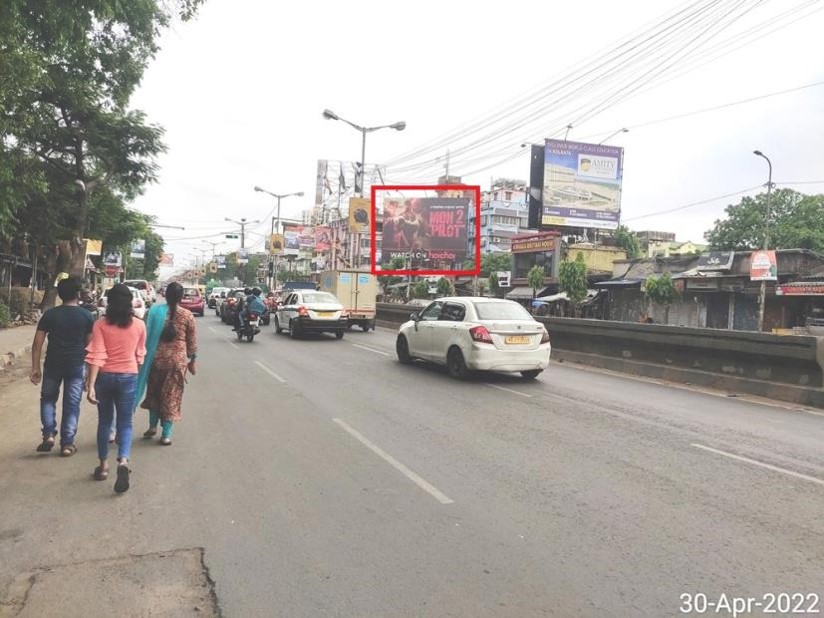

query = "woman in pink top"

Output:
[[85, 284, 146, 493]]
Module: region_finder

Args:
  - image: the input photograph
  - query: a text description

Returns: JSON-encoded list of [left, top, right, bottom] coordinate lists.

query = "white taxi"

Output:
[[396, 297, 550, 379]]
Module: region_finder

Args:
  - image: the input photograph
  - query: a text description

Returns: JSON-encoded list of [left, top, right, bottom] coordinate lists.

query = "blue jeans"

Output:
[[95, 372, 137, 461], [40, 364, 85, 446]]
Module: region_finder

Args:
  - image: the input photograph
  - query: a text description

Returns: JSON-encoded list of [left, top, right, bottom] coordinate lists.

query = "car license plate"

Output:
[[505, 336, 531, 345], [315, 311, 334, 317]]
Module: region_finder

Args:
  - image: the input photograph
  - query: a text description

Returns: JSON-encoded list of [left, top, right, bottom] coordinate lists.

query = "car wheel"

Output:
[[361, 324, 369, 332], [447, 346, 469, 379], [396, 335, 412, 364], [274, 316, 283, 334], [335, 331, 344, 340], [289, 319, 301, 339], [520, 369, 543, 380]]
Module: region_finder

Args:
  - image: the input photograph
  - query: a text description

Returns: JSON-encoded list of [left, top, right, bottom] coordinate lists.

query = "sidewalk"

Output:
[[0, 325, 36, 376]]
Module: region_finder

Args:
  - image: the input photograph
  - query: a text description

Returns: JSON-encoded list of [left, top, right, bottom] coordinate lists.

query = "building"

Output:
[[647, 239, 708, 258], [468, 179, 535, 255], [637, 230, 676, 246]]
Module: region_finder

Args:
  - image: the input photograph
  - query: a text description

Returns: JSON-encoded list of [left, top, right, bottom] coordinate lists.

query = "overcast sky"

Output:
[[129, 0, 824, 270]]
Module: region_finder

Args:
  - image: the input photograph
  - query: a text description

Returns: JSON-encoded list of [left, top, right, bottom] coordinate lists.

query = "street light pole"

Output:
[[753, 150, 774, 333], [599, 128, 629, 145], [322, 109, 405, 269], [253, 187, 304, 292]]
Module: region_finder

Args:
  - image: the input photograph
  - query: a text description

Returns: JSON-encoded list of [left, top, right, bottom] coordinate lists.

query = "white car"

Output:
[[98, 286, 146, 320], [275, 290, 347, 339], [123, 280, 156, 306], [396, 297, 550, 380]]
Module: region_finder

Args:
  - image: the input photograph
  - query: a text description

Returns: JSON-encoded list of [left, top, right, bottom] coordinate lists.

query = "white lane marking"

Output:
[[224, 339, 239, 350], [208, 326, 219, 334], [483, 383, 532, 398], [691, 443, 824, 488], [254, 361, 286, 383], [352, 344, 391, 357], [332, 418, 454, 505]]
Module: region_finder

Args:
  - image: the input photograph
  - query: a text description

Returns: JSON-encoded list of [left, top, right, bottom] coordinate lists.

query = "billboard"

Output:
[[238, 248, 249, 264], [215, 255, 225, 267], [102, 251, 122, 267], [269, 234, 284, 256], [314, 226, 331, 252], [750, 250, 777, 281], [541, 139, 623, 230], [381, 196, 470, 262], [84, 239, 103, 256], [282, 224, 300, 256], [349, 197, 370, 233], [130, 239, 145, 259], [159, 253, 174, 267]]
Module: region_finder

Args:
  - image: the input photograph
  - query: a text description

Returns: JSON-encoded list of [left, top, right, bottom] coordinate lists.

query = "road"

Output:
[[1, 314, 823, 616]]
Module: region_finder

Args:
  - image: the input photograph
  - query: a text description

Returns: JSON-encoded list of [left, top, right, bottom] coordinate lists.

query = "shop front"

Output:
[[505, 232, 562, 303]]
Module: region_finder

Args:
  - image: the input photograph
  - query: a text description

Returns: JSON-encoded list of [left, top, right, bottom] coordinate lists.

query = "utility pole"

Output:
[[253, 187, 303, 292], [753, 150, 774, 333]]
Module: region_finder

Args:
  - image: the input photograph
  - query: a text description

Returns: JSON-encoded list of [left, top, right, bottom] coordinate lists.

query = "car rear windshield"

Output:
[[125, 281, 147, 290], [302, 292, 338, 304], [473, 302, 532, 321], [183, 288, 199, 297]]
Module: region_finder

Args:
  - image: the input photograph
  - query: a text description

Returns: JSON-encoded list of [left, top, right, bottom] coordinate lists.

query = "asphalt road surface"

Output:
[[1, 316, 823, 617]]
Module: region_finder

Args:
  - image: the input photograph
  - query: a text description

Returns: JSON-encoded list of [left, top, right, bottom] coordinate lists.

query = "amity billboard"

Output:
[[541, 139, 624, 230]]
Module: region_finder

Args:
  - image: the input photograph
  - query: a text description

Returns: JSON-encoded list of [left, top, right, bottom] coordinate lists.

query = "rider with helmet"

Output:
[[236, 287, 266, 332]]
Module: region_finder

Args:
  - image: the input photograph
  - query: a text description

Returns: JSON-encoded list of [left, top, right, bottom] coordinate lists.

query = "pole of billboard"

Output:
[[754, 150, 773, 333]]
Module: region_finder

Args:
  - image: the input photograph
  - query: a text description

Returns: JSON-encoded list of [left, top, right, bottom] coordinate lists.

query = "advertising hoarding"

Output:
[[380, 196, 469, 262], [314, 227, 331, 252], [750, 250, 777, 281], [269, 234, 284, 255], [159, 253, 174, 267], [542, 139, 623, 230], [103, 251, 122, 267], [349, 197, 370, 233], [282, 224, 300, 256], [130, 239, 145, 259]]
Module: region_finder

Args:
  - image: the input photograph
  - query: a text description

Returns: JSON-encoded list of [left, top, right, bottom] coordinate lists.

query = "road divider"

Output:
[[332, 418, 454, 505]]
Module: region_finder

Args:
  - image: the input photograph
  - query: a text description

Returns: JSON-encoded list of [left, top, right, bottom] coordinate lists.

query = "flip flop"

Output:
[[93, 466, 108, 481], [60, 444, 77, 457], [114, 464, 130, 494]]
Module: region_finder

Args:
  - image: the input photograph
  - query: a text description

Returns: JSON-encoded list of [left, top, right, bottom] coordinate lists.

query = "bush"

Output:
[[0, 302, 11, 328]]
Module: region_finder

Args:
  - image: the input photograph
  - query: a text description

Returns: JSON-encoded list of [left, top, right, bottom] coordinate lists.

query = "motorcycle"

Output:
[[237, 312, 261, 342]]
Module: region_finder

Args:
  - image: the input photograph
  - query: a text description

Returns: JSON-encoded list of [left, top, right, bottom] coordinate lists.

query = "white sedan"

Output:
[[98, 286, 146, 320], [396, 297, 550, 380], [275, 290, 348, 339]]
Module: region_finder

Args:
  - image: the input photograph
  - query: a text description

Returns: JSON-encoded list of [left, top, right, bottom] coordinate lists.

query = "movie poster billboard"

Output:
[[314, 226, 331, 252], [542, 139, 623, 230], [750, 250, 777, 281], [381, 197, 469, 261]]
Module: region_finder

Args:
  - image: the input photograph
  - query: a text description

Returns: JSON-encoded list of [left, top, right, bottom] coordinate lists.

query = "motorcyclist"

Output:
[[234, 287, 253, 331], [237, 287, 266, 332]]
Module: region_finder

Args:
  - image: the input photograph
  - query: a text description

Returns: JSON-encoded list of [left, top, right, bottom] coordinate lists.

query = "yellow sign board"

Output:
[[269, 234, 284, 256], [349, 197, 370, 233], [84, 239, 103, 256]]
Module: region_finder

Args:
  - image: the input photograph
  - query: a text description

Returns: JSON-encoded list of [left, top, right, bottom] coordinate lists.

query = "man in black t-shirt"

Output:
[[31, 276, 95, 455]]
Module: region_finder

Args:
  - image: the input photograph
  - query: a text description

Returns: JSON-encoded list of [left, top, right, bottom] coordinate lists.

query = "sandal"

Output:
[[143, 428, 158, 438], [36, 434, 56, 453], [60, 444, 77, 457], [93, 466, 109, 481], [114, 464, 130, 494]]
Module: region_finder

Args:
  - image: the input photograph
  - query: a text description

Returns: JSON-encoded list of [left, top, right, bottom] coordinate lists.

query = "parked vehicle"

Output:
[[123, 280, 156, 306], [236, 311, 261, 342], [209, 287, 230, 309], [274, 290, 347, 339], [319, 270, 377, 331], [395, 298, 550, 380], [180, 287, 205, 317]]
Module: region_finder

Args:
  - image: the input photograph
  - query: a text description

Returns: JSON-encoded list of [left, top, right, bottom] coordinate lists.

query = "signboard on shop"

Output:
[[511, 235, 558, 254]]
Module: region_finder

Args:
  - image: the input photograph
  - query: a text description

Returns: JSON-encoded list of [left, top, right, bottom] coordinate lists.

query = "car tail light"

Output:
[[297, 306, 309, 317], [470, 325, 493, 344], [540, 329, 550, 344]]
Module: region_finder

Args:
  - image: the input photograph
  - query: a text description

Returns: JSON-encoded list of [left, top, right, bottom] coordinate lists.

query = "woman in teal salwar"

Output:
[[136, 283, 197, 445]]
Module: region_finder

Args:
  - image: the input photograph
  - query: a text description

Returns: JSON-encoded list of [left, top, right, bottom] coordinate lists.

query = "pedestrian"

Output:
[[30, 276, 95, 456], [136, 282, 197, 446], [85, 283, 146, 493]]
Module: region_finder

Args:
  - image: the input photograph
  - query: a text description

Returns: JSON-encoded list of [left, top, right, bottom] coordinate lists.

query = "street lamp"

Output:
[[253, 186, 304, 291], [753, 150, 774, 333], [224, 217, 259, 249], [322, 108, 405, 268], [599, 128, 628, 145]]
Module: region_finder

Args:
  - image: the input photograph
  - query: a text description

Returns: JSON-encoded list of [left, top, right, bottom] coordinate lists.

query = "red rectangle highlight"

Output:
[[370, 185, 481, 277]]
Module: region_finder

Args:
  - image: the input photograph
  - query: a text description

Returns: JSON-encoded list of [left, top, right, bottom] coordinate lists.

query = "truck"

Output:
[[319, 270, 378, 332]]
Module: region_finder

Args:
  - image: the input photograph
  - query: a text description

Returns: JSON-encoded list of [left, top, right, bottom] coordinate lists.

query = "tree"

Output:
[[644, 272, 679, 323], [411, 280, 429, 299], [378, 256, 406, 297], [705, 189, 824, 252], [488, 273, 500, 298], [559, 252, 588, 316], [526, 265, 545, 299], [0, 1, 204, 306], [614, 225, 642, 259], [436, 277, 454, 297]]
